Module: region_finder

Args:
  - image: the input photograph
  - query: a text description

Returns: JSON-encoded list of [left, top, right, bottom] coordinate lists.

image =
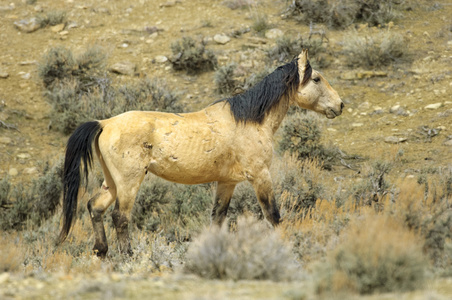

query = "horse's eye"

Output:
[[313, 77, 321, 83]]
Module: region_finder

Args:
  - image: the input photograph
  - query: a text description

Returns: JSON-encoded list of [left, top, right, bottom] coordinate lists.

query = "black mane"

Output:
[[217, 58, 311, 124]]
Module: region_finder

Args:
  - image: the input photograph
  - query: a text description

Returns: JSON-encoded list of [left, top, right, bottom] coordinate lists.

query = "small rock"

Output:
[[17, 153, 31, 159], [265, 28, 283, 39], [34, 5, 43, 12], [8, 168, 18, 176], [247, 37, 267, 44], [20, 73, 31, 80], [160, 1, 177, 7], [109, 61, 136, 75], [0, 70, 8, 78], [154, 55, 168, 63], [110, 272, 123, 282], [50, 23, 65, 33], [24, 167, 38, 175], [0, 272, 10, 284], [0, 137, 12, 144], [444, 139, 452, 146], [59, 30, 69, 36], [352, 123, 363, 127], [67, 22, 78, 30], [14, 18, 41, 33], [341, 71, 357, 80], [425, 103, 442, 110], [19, 60, 37, 65], [358, 102, 370, 110], [0, 5, 14, 11], [389, 105, 400, 113], [384, 136, 407, 144], [213, 34, 231, 45], [390, 105, 408, 116]]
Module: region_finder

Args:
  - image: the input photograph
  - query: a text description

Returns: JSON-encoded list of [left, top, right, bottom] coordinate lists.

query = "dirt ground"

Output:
[[1, 0, 452, 298]]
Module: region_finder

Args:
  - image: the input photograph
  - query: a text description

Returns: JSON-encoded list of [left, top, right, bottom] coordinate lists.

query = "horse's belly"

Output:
[[146, 154, 244, 184]]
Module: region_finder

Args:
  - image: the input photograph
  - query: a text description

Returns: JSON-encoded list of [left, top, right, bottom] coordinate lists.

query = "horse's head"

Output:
[[293, 50, 344, 119]]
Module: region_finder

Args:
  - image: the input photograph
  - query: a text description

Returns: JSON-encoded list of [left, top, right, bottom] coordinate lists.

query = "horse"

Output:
[[58, 50, 344, 257]]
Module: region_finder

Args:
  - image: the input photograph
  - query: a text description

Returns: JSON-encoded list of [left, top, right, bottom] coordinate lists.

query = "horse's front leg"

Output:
[[211, 182, 237, 227], [251, 170, 281, 226]]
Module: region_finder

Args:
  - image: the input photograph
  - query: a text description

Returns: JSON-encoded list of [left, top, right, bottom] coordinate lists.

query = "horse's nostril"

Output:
[[340, 102, 345, 110]]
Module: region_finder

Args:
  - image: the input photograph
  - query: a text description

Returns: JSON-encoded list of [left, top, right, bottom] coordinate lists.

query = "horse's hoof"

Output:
[[93, 246, 108, 258]]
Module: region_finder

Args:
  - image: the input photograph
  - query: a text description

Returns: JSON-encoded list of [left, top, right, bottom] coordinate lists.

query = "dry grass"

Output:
[[0, 233, 26, 272], [315, 213, 427, 295]]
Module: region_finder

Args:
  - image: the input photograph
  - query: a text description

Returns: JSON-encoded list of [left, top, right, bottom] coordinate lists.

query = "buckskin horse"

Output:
[[59, 50, 344, 257]]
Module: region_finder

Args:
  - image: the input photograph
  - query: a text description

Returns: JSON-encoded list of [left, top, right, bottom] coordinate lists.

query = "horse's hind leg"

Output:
[[88, 179, 116, 257], [112, 176, 145, 256], [88, 148, 117, 257], [211, 182, 236, 227], [251, 170, 281, 226]]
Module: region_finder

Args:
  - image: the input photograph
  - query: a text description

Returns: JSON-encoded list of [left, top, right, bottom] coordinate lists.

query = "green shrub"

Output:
[[38, 46, 76, 89], [164, 183, 213, 241], [267, 35, 304, 63], [117, 78, 183, 113], [0, 159, 63, 231], [279, 111, 337, 167], [343, 31, 407, 68], [285, 0, 330, 25], [285, 0, 404, 28], [40, 46, 183, 134], [132, 177, 215, 241], [223, 0, 255, 10], [45, 79, 116, 134], [315, 215, 427, 295], [214, 63, 238, 95], [352, 0, 402, 26], [276, 158, 325, 219], [227, 182, 262, 226], [251, 13, 271, 36], [351, 160, 393, 206], [36, 10, 67, 28], [396, 173, 452, 268], [38, 45, 108, 92], [132, 177, 172, 232], [170, 37, 217, 74], [185, 216, 298, 281]]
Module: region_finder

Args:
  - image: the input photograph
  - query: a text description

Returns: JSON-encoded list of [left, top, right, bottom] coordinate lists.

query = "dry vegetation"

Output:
[[1, 0, 452, 298]]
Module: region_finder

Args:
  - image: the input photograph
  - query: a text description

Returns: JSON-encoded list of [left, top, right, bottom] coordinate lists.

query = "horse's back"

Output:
[[97, 108, 248, 184]]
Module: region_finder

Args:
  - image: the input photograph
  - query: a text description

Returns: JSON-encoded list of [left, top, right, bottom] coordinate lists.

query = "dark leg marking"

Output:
[[211, 182, 236, 227], [257, 193, 281, 227], [112, 201, 133, 256], [87, 195, 108, 258]]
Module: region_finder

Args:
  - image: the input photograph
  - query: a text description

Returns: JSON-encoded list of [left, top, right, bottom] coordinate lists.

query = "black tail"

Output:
[[58, 121, 102, 244]]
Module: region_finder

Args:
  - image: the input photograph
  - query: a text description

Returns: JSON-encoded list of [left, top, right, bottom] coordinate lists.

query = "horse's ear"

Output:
[[298, 49, 309, 76]]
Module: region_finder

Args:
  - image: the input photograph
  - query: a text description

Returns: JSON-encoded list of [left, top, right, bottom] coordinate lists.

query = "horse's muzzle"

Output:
[[325, 102, 344, 119]]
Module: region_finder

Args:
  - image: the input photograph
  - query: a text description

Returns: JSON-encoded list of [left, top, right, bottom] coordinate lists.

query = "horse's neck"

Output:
[[263, 95, 290, 134]]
